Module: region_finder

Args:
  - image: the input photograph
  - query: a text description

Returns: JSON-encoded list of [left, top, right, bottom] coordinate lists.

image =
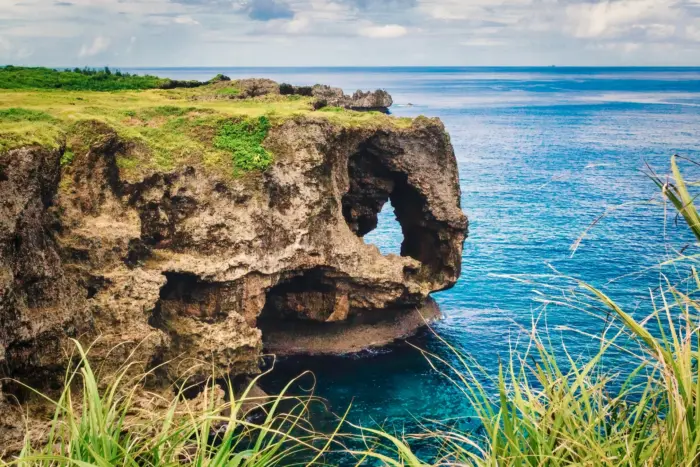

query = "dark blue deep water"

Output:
[[129, 67, 700, 432]]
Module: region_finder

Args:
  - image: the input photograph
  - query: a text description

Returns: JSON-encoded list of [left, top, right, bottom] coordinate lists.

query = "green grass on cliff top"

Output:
[[0, 65, 169, 90], [0, 67, 412, 179]]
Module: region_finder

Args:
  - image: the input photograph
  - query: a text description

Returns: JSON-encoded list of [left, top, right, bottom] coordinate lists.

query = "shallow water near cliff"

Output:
[[130, 67, 700, 434]]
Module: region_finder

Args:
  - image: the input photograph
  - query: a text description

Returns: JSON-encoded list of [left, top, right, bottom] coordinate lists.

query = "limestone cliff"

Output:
[[0, 100, 467, 446]]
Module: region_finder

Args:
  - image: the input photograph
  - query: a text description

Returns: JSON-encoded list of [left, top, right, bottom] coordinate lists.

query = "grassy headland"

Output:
[[0, 66, 410, 179]]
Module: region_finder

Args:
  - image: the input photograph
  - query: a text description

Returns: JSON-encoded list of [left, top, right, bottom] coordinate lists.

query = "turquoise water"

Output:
[[129, 67, 700, 432]]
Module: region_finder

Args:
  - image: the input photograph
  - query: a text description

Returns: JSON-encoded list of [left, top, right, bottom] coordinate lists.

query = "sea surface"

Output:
[[126, 67, 700, 436]]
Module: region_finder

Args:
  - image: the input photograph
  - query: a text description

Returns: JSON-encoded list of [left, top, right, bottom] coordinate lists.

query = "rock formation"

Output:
[[193, 78, 394, 112], [0, 99, 467, 451], [311, 85, 394, 112], [279, 83, 394, 112]]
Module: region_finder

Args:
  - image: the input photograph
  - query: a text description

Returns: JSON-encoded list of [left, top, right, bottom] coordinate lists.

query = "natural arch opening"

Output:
[[362, 200, 402, 256], [256, 267, 444, 356], [341, 145, 446, 274]]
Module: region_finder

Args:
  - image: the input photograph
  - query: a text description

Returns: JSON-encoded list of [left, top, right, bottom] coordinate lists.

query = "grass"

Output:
[[0, 108, 57, 122], [60, 149, 74, 167], [214, 116, 273, 173], [12, 68, 697, 466], [0, 69, 409, 179], [5, 155, 700, 466], [215, 87, 242, 97], [3, 340, 340, 466]]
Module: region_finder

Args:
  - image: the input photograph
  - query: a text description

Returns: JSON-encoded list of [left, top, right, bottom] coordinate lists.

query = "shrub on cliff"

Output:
[[279, 83, 295, 95], [0, 66, 168, 91], [279, 83, 313, 97], [0, 66, 220, 91], [214, 116, 273, 173], [209, 73, 231, 82]]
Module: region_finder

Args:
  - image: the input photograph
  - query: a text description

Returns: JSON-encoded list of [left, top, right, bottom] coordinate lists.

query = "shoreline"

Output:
[[260, 298, 442, 356]]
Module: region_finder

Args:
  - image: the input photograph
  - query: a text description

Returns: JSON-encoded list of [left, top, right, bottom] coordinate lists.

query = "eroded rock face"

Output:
[[0, 115, 467, 398], [0, 145, 91, 389]]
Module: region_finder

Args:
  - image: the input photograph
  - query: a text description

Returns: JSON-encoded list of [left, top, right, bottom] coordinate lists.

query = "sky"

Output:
[[1, 0, 700, 67]]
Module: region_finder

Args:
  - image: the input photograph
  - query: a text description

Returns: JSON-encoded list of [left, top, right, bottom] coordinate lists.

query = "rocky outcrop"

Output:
[[0, 114, 466, 407], [311, 85, 393, 112], [262, 298, 442, 355], [235, 78, 281, 98], [193, 78, 394, 112], [278, 83, 393, 112]]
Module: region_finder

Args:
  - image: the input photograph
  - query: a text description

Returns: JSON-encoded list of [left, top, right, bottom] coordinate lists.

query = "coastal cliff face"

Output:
[[0, 84, 467, 454], [0, 116, 466, 388]]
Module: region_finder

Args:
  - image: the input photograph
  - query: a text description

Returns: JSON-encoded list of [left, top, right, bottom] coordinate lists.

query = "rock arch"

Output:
[[341, 134, 465, 285]]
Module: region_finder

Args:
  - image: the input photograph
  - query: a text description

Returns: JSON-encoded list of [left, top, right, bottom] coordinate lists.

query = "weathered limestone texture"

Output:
[[0, 113, 467, 413]]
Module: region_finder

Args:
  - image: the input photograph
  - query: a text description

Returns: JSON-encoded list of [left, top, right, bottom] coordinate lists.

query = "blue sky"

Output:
[[1, 0, 700, 66]]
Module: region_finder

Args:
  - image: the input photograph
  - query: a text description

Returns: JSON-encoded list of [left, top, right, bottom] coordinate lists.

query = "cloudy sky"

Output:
[[1, 0, 700, 66]]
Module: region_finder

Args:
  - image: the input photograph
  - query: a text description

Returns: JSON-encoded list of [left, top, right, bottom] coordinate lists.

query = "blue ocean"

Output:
[[127, 67, 700, 431]]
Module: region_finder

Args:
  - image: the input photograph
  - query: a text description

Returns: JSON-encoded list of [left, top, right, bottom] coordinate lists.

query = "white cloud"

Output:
[[174, 15, 199, 25], [79, 36, 110, 57], [0, 36, 32, 60], [0, 0, 699, 66], [305, 0, 350, 22], [427, 5, 471, 20], [359, 24, 407, 38], [65, 0, 183, 16], [566, 0, 676, 38], [587, 41, 642, 53], [460, 38, 505, 47], [243, 14, 312, 36], [419, 0, 531, 24], [285, 16, 311, 33], [641, 24, 676, 39], [16, 46, 33, 59], [126, 36, 136, 53], [0, 37, 11, 53], [688, 25, 700, 42]]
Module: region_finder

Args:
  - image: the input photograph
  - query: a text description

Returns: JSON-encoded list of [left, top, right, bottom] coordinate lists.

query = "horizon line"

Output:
[[8, 64, 700, 70]]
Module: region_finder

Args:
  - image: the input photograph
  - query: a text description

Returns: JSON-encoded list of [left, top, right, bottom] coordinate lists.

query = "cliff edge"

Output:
[[0, 74, 467, 451]]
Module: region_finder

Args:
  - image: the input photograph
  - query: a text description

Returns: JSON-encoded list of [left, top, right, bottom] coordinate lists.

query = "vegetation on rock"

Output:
[[0, 108, 57, 122], [4, 67, 698, 466], [4, 341, 334, 466], [0, 66, 169, 91], [214, 116, 273, 172], [0, 68, 410, 178]]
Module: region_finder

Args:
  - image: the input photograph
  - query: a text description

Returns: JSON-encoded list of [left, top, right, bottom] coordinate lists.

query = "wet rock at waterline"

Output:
[[260, 298, 442, 356]]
